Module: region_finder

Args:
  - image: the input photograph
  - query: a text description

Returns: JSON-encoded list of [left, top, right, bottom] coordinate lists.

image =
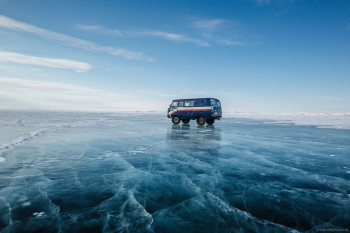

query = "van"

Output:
[[167, 98, 222, 125]]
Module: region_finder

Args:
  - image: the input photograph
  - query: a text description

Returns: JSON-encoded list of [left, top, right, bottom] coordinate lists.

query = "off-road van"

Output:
[[167, 98, 222, 125]]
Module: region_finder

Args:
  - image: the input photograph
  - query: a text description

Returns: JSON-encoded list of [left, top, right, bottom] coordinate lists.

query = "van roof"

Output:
[[172, 98, 220, 102]]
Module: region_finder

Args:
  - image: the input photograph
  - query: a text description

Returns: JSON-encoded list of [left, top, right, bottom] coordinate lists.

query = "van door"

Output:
[[178, 101, 184, 118], [184, 100, 194, 118], [170, 101, 178, 116]]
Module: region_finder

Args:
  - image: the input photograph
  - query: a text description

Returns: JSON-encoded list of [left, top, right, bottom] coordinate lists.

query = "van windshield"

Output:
[[210, 99, 221, 107]]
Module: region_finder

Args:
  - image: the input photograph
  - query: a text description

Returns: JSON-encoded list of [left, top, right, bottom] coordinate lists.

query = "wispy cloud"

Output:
[[217, 39, 245, 46], [76, 23, 208, 46], [0, 15, 152, 61], [190, 19, 226, 32], [0, 51, 91, 72], [76, 24, 124, 37], [129, 30, 209, 47], [0, 77, 167, 112], [76, 24, 103, 30], [190, 18, 250, 47]]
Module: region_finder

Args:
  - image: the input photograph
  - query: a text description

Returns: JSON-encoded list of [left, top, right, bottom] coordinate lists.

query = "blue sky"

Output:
[[0, 0, 349, 113]]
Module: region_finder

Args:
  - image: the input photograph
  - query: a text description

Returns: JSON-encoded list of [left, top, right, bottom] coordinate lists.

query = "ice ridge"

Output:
[[0, 124, 68, 158]]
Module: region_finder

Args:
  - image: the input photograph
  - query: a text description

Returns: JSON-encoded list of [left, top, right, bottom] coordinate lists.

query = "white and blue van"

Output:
[[167, 98, 222, 125]]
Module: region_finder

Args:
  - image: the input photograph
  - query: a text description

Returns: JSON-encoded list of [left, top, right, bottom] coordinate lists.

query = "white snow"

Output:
[[225, 112, 350, 129]]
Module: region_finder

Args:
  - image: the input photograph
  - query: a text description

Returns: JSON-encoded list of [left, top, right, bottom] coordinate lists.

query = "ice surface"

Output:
[[229, 112, 350, 130], [0, 111, 349, 232]]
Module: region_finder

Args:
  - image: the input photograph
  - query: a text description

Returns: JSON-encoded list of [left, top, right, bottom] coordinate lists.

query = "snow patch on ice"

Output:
[[106, 153, 120, 157], [227, 112, 350, 129], [0, 157, 5, 162], [22, 201, 31, 207], [33, 212, 45, 218]]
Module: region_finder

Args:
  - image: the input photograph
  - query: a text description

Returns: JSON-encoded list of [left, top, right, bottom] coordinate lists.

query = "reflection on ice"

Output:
[[0, 112, 349, 232]]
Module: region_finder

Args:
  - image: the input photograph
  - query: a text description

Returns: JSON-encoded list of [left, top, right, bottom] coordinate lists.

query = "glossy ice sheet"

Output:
[[0, 112, 349, 232]]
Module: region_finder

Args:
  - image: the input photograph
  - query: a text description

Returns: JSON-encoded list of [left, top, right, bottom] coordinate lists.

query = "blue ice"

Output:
[[0, 111, 349, 232]]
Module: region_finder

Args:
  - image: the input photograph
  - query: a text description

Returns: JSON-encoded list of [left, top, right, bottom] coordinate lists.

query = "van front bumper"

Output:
[[211, 111, 222, 118]]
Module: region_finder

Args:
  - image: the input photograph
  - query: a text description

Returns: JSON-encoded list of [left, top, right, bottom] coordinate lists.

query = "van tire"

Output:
[[196, 117, 205, 125], [172, 116, 180, 124], [182, 119, 190, 124], [206, 118, 215, 125]]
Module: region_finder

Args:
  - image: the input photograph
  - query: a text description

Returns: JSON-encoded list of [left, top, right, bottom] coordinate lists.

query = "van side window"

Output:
[[178, 102, 184, 107], [172, 102, 178, 107], [184, 101, 194, 107]]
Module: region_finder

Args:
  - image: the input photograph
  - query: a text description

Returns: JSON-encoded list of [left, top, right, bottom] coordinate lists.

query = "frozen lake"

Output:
[[0, 111, 349, 232]]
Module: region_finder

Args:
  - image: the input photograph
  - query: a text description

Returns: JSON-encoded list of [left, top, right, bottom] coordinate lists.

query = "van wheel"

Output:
[[196, 117, 205, 125], [172, 116, 180, 124], [182, 119, 190, 124], [206, 118, 215, 125]]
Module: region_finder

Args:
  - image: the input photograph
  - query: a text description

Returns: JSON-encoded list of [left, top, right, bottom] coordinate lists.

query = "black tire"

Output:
[[206, 118, 215, 125], [182, 119, 190, 124], [196, 116, 205, 125], [172, 116, 180, 124]]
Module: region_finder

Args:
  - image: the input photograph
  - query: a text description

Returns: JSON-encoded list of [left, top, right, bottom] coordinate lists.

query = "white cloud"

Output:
[[0, 77, 167, 112], [190, 19, 248, 47], [217, 39, 245, 46], [0, 15, 152, 61], [0, 51, 91, 72], [190, 19, 226, 32], [76, 24, 124, 37], [76, 24, 102, 30], [76, 23, 209, 46], [129, 30, 209, 46]]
